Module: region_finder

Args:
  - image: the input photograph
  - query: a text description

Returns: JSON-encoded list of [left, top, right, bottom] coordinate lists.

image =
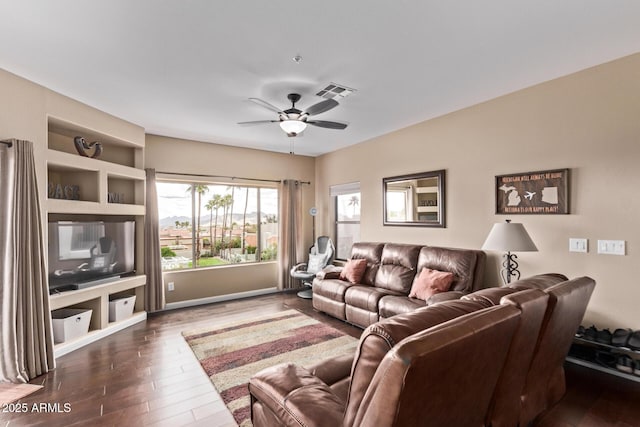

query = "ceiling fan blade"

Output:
[[248, 98, 284, 113], [306, 120, 348, 130], [237, 120, 279, 126], [304, 99, 339, 116]]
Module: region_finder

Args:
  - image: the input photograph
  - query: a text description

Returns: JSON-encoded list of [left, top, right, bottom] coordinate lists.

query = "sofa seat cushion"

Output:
[[312, 294, 347, 321], [313, 278, 355, 302], [346, 306, 380, 328], [345, 285, 402, 312], [378, 295, 426, 318]]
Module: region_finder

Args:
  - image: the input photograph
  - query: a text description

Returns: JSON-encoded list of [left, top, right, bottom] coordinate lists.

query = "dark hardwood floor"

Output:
[[1, 293, 639, 427]]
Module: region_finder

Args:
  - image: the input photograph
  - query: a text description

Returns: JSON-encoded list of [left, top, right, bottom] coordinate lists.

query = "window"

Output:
[[157, 182, 278, 271], [386, 189, 411, 221], [331, 182, 361, 260]]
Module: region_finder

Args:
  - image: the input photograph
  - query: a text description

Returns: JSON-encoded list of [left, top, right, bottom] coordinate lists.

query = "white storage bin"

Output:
[[109, 295, 136, 322], [51, 308, 92, 344]]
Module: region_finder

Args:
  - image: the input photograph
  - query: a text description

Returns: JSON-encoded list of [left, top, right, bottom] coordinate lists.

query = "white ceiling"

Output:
[[1, 1, 639, 157]]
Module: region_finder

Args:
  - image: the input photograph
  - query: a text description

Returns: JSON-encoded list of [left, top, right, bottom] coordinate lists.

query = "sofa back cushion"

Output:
[[413, 246, 485, 293], [486, 289, 550, 427], [351, 304, 521, 427], [349, 242, 384, 286], [343, 298, 493, 427], [517, 276, 595, 426], [507, 273, 569, 291], [374, 243, 421, 293]]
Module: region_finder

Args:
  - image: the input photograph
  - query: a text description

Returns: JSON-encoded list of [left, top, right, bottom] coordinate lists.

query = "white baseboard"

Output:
[[54, 312, 147, 358], [164, 287, 280, 311]]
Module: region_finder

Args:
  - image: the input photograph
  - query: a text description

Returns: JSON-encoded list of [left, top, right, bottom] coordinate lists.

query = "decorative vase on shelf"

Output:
[[73, 136, 103, 158]]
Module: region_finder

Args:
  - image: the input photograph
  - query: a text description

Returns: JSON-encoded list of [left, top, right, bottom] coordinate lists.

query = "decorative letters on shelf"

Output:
[[48, 183, 80, 200], [107, 192, 126, 204]]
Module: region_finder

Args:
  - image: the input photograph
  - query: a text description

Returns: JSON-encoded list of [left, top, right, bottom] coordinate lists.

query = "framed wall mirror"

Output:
[[383, 170, 446, 227]]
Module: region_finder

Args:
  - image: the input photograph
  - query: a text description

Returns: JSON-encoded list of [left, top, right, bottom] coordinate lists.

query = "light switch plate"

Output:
[[569, 238, 588, 253], [597, 240, 626, 255]]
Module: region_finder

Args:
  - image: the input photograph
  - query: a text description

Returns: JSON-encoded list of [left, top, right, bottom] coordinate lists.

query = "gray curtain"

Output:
[[0, 139, 54, 383], [144, 169, 165, 312], [278, 179, 303, 290]]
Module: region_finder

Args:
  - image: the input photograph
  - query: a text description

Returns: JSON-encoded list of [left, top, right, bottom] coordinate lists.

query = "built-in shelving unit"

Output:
[[415, 180, 439, 221], [46, 116, 146, 358], [567, 336, 640, 383]]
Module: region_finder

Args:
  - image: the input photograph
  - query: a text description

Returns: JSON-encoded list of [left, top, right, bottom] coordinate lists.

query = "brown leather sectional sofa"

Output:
[[312, 242, 486, 328], [249, 273, 596, 427]]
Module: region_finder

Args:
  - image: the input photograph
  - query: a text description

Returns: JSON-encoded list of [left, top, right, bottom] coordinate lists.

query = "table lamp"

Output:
[[482, 219, 538, 284]]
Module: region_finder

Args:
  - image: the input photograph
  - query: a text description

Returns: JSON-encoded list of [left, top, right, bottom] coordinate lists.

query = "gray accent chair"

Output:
[[291, 236, 334, 299]]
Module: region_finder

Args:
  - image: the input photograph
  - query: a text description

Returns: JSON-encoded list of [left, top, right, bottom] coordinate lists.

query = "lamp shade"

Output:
[[279, 120, 307, 134], [482, 220, 538, 252]]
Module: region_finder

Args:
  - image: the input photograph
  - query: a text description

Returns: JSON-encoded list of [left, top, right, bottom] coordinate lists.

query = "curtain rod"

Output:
[[155, 170, 311, 185], [0, 140, 13, 147]]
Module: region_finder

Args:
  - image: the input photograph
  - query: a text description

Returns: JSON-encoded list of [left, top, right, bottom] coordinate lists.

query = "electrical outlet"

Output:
[[168, 282, 175, 291], [597, 240, 626, 256], [569, 238, 588, 253]]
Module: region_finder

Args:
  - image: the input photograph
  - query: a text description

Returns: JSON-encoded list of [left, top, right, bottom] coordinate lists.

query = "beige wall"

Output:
[[0, 68, 145, 199], [159, 262, 278, 303], [145, 134, 316, 303], [315, 53, 640, 330]]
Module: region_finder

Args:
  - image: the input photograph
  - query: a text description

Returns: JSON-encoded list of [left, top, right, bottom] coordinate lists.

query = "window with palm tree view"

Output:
[[157, 182, 278, 271], [335, 191, 361, 260]]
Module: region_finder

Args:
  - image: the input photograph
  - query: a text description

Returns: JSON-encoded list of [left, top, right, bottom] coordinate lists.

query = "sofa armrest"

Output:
[[426, 290, 465, 305], [249, 363, 345, 427], [315, 266, 343, 280], [290, 262, 308, 275], [306, 352, 353, 386]]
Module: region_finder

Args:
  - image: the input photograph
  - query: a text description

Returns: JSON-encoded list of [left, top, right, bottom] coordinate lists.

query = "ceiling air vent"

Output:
[[316, 83, 356, 100]]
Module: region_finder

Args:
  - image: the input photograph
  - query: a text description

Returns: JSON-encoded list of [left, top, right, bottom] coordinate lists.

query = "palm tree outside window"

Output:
[[157, 182, 278, 270], [331, 182, 361, 260]]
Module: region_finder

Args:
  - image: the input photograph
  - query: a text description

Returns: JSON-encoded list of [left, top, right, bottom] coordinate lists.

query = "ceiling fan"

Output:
[[238, 93, 348, 137]]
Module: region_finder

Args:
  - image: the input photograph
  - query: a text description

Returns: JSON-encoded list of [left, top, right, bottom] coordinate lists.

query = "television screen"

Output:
[[48, 220, 135, 293]]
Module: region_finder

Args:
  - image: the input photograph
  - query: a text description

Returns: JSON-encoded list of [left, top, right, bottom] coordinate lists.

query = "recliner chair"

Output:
[[291, 236, 334, 299]]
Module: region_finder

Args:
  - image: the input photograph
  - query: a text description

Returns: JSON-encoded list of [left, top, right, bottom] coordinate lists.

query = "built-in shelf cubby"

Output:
[[47, 162, 100, 203]]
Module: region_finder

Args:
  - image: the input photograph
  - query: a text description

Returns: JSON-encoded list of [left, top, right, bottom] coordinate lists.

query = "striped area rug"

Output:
[[182, 309, 359, 426]]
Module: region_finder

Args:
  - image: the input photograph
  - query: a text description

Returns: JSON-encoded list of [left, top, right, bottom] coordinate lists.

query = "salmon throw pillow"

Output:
[[339, 258, 368, 284], [409, 268, 454, 301]]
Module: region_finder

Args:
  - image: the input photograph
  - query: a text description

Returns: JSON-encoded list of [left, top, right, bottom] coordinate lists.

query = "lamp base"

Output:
[[500, 252, 521, 285]]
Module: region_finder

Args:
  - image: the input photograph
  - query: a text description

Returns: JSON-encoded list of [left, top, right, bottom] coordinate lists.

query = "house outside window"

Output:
[[157, 182, 278, 271], [331, 182, 361, 260]]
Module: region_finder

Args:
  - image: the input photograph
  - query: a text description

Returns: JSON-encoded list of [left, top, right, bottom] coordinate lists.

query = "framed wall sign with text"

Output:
[[495, 169, 569, 214]]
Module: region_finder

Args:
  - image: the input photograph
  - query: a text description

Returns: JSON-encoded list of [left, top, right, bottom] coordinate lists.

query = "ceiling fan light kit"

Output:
[[239, 93, 347, 137], [280, 119, 307, 136]]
